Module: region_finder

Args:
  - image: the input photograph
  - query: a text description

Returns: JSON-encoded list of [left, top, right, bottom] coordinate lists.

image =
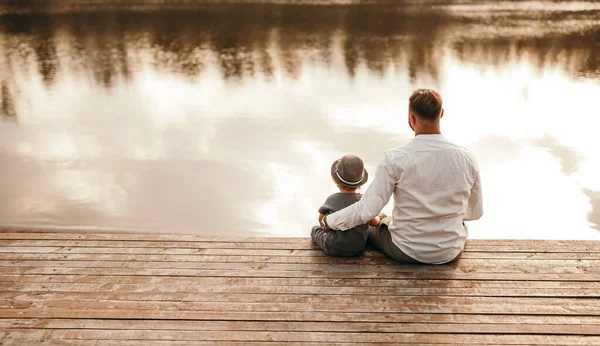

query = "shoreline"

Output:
[[0, 0, 539, 14], [1, 0, 414, 13]]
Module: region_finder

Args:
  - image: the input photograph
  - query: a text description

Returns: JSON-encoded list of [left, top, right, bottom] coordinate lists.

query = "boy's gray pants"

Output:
[[310, 226, 364, 257]]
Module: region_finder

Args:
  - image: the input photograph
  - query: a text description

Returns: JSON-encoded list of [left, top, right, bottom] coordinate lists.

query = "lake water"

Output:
[[1, 1, 599, 238]]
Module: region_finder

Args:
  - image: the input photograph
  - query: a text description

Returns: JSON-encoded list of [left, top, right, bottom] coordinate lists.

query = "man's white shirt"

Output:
[[326, 134, 483, 264]]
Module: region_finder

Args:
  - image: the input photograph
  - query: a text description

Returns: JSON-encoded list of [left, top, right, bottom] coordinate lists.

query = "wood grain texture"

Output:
[[1, 230, 599, 345]]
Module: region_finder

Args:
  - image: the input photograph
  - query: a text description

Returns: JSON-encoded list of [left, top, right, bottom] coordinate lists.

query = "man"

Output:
[[320, 89, 483, 264]]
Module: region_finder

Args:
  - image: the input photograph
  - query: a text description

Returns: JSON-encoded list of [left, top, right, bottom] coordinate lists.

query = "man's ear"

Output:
[[440, 108, 445, 119]]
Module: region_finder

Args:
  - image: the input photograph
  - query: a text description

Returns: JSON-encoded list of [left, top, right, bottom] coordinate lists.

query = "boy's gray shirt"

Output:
[[318, 192, 368, 252]]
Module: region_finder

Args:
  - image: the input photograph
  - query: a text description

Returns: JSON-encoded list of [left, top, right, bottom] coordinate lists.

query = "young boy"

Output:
[[311, 154, 385, 257]]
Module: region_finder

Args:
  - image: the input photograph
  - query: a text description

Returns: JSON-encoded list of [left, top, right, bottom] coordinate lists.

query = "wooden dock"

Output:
[[0, 230, 599, 345]]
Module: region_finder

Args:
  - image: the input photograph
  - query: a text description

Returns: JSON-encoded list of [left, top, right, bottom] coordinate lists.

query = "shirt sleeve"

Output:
[[318, 197, 333, 215], [464, 169, 484, 221], [326, 155, 396, 231]]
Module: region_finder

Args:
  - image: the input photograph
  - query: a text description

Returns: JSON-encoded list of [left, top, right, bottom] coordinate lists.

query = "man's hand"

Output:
[[369, 216, 380, 226], [368, 212, 388, 226]]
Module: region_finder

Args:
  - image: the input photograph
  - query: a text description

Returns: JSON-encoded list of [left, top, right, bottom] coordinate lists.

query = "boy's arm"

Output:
[[318, 213, 326, 223], [318, 199, 332, 228]]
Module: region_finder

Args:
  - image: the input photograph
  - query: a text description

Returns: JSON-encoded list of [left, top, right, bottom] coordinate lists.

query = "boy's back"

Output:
[[312, 192, 369, 256]]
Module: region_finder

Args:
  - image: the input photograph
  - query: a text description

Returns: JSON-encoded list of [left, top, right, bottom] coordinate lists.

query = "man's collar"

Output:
[[414, 134, 444, 139]]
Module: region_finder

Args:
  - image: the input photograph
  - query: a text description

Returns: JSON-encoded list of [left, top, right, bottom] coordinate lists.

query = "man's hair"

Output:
[[409, 89, 443, 121]]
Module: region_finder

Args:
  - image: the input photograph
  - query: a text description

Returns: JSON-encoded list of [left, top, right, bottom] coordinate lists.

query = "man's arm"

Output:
[[326, 155, 396, 230], [464, 170, 483, 221]]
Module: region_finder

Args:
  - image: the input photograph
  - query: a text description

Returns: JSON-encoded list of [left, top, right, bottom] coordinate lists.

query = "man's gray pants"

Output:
[[368, 217, 462, 264]]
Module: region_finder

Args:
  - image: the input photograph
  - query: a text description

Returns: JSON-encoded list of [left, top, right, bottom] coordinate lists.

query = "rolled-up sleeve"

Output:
[[327, 154, 397, 231]]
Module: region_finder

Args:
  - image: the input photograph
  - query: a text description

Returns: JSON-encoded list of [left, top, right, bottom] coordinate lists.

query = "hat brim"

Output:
[[330, 159, 368, 188]]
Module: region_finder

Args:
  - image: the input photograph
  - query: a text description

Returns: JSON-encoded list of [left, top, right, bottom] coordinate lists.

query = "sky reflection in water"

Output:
[[0, 2, 599, 238]]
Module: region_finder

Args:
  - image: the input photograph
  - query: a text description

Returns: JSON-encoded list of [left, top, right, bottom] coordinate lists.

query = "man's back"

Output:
[[386, 134, 482, 264]]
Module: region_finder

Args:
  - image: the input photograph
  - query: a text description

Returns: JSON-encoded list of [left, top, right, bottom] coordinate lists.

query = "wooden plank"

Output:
[[2, 329, 600, 344], [4, 273, 599, 288], [460, 252, 600, 260], [2, 278, 599, 297], [2, 245, 600, 260], [0, 251, 402, 264], [16, 340, 335, 346], [0, 338, 286, 346], [2, 340, 434, 346], [0, 333, 446, 346], [2, 240, 600, 259], [1, 232, 598, 252], [1, 253, 598, 272], [1, 255, 598, 279], [467, 239, 600, 246], [1, 309, 598, 324], [1, 317, 598, 330], [0, 240, 319, 251], [0, 337, 577, 346], [2, 269, 599, 288], [0, 262, 595, 281], [2, 283, 599, 300], [0, 246, 330, 256], [1, 284, 596, 298], [1, 252, 399, 264], [0, 250, 595, 268], [0, 252, 403, 265], [0, 319, 598, 335], [2, 296, 599, 315], [1, 250, 600, 261], [0, 259, 566, 276], [464, 246, 600, 253], [3, 290, 599, 314], [0, 231, 309, 243]]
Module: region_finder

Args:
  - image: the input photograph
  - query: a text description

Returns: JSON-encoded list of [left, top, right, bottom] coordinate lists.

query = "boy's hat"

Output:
[[331, 155, 368, 188]]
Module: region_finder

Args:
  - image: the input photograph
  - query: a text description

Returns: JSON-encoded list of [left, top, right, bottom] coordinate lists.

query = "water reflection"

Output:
[[583, 189, 600, 231], [536, 135, 584, 177], [1, 3, 599, 238], [2, 5, 599, 95], [0, 81, 16, 118]]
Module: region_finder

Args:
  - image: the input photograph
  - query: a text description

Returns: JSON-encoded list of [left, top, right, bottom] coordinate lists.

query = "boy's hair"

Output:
[[409, 89, 443, 121], [337, 183, 358, 193]]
